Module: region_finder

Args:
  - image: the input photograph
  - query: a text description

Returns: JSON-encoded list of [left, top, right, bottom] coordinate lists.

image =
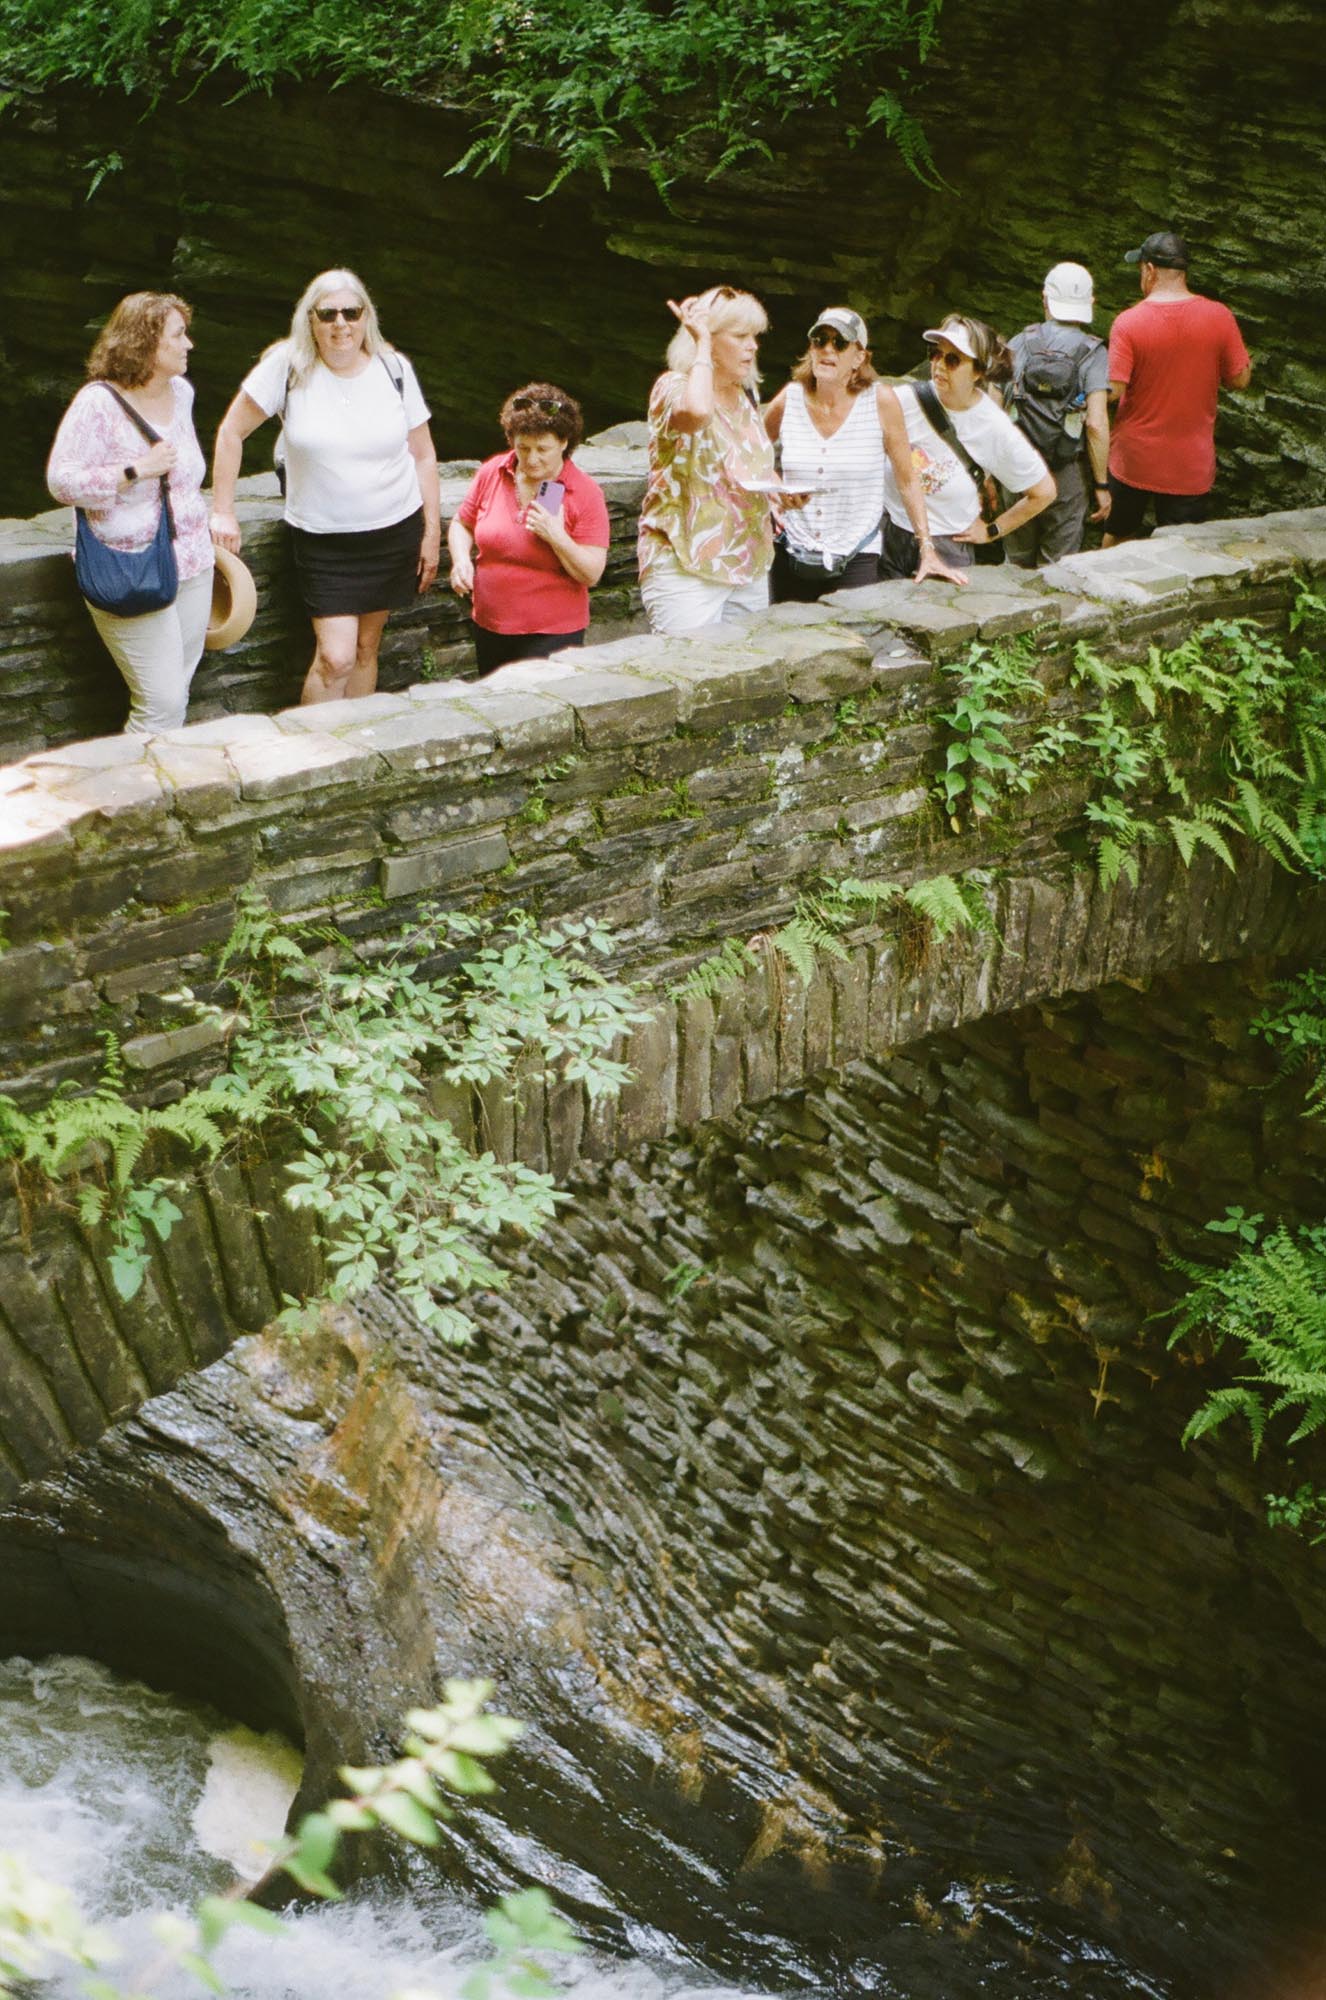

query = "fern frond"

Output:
[[772, 915, 845, 983], [667, 938, 756, 1003], [1181, 1386, 1268, 1453], [903, 873, 978, 940], [834, 878, 904, 912], [1167, 816, 1236, 872]]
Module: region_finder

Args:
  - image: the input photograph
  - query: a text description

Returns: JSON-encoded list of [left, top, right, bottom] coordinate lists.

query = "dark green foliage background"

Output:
[[0, 0, 942, 191]]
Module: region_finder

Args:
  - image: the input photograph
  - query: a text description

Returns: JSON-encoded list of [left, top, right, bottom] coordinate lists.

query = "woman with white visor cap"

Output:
[[765, 305, 966, 600], [879, 312, 1055, 577]]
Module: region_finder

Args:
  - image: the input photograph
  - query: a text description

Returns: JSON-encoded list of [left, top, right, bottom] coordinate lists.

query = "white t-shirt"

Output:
[[883, 382, 1047, 538], [243, 341, 431, 534], [780, 383, 886, 560]]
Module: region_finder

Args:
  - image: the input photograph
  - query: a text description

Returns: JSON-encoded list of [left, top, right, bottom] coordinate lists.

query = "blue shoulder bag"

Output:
[[74, 383, 179, 617]]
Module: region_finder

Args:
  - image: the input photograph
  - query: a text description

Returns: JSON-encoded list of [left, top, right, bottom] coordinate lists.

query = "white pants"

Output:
[[640, 554, 771, 636], [87, 567, 214, 737]]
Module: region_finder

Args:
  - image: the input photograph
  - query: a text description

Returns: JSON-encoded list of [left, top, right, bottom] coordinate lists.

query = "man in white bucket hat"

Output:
[[1003, 261, 1111, 566]]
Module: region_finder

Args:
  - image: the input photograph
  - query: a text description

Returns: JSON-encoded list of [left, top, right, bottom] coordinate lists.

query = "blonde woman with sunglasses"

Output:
[[210, 268, 440, 704]]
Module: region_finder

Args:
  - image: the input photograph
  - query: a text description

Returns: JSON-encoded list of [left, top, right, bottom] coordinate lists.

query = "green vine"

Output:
[[0, 0, 943, 198], [0, 893, 648, 1343], [669, 867, 994, 1001], [936, 590, 1326, 891], [1164, 957, 1326, 1539]]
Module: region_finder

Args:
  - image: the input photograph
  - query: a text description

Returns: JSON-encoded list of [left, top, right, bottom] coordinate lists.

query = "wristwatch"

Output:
[[987, 519, 1002, 541], [123, 464, 139, 484]]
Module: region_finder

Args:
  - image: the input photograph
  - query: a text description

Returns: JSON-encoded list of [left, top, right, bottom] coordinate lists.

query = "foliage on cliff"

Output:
[[0, 0, 942, 192], [0, 896, 648, 1345], [1166, 962, 1326, 1542]]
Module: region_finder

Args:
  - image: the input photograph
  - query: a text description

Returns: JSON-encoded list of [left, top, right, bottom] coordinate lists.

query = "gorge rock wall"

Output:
[[0, 0, 1322, 518]]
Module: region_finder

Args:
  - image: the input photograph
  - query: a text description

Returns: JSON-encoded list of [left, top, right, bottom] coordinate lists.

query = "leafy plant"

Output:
[[0, 0, 943, 197], [937, 592, 1326, 892], [1164, 960, 1326, 1541], [934, 637, 1044, 826], [1251, 965, 1326, 1113], [1, 894, 648, 1343], [668, 868, 992, 1005], [1165, 1219, 1326, 1460]]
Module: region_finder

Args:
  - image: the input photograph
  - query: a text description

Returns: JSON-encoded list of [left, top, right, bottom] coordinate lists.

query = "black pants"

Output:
[[471, 624, 586, 676], [879, 518, 975, 580], [770, 542, 879, 604], [1106, 475, 1208, 542]]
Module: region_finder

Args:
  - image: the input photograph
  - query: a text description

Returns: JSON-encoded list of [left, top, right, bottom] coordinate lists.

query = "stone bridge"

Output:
[[2, 504, 1326, 1501]]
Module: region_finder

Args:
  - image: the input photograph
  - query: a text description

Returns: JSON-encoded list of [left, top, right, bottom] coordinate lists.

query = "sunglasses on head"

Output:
[[810, 327, 851, 351], [312, 304, 364, 324], [512, 394, 567, 415]]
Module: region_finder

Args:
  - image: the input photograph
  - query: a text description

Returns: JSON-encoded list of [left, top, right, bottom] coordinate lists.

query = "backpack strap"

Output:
[[97, 382, 176, 540], [914, 380, 988, 489], [381, 349, 406, 399]]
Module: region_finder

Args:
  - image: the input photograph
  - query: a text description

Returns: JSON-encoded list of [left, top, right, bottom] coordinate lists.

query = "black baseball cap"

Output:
[[1124, 230, 1189, 269]]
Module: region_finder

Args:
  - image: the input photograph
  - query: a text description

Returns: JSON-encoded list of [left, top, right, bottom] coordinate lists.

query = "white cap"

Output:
[[922, 321, 979, 360], [809, 306, 868, 346], [1042, 261, 1094, 323]]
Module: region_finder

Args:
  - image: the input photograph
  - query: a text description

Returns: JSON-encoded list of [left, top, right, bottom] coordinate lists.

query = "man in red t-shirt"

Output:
[[1103, 230, 1252, 546]]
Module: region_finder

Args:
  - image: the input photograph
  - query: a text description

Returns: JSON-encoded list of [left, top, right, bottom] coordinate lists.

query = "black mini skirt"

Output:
[[288, 507, 422, 616]]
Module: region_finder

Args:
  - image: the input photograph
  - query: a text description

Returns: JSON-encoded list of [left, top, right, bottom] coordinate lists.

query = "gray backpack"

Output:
[[1008, 327, 1100, 468]]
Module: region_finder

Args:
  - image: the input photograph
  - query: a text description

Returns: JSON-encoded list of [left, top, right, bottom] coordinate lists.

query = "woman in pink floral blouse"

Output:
[[47, 292, 214, 737], [638, 286, 778, 636]]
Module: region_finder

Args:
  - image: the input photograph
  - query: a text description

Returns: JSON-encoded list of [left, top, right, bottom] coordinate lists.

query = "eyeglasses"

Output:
[[511, 394, 568, 415], [809, 327, 851, 351], [312, 304, 365, 324], [928, 344, 973, 368]]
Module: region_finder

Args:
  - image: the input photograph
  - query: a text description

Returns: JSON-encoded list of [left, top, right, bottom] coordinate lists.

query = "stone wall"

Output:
[[5, 962, 1326, 1997], [0, 443, 648, 761], [2, 508, 1326, 1495]]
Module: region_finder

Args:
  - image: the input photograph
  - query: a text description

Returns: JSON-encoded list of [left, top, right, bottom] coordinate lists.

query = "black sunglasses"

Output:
[[511, 394, 568, 415], [312, 304, 365, 324], [927, 343, 973, 367], [809, 327, 851, 350]]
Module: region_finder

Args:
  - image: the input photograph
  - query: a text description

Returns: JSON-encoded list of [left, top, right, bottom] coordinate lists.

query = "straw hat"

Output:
[[206, 546, 257, 651]]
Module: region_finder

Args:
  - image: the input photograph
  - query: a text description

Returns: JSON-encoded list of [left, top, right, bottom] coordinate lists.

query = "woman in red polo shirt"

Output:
[[447, 383, 610, 674]]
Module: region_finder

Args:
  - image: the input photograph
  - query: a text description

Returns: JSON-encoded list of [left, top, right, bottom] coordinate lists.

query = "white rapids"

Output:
[[0, 1652, 779, 2000]]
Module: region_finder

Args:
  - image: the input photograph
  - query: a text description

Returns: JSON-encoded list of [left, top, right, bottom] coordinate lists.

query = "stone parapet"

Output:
[[2, 506, 1326, 1492], [0, 442, 649, 760]]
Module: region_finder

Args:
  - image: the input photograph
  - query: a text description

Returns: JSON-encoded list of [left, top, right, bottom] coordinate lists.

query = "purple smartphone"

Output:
[[534, 479, 565, 513]]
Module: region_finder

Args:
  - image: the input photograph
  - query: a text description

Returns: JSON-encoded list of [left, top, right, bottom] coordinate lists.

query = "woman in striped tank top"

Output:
[[764, 306, 968, 603]]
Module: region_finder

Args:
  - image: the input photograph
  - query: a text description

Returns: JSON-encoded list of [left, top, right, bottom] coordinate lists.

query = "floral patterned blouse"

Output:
[[637, 371, 775, 586], [46, 377, 213, 583]]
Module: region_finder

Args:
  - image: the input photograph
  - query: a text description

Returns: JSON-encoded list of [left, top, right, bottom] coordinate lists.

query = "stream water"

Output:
[[0, 1652, 787, 2000], [1, 1652, 1179, 2000]]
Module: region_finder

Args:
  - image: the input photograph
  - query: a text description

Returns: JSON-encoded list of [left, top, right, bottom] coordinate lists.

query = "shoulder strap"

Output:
[[99, 381, 161, 447], [381, 350, 406, 399], [914, 379, 986, 486], [97, 383, 175, 539]]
